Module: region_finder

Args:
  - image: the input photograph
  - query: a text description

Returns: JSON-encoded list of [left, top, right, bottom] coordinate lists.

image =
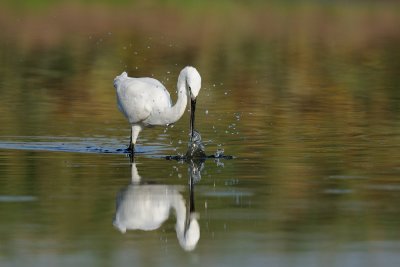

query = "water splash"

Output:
[[234, 112, 241, 121], [165, 132, 234, 161], [214, 148, 224, 158], [185, 130, 206, 159], [188, 159, 204, 184]]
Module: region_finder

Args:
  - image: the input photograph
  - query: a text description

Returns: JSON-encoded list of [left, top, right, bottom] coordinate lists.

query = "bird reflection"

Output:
[[113, 160, 203, 251]]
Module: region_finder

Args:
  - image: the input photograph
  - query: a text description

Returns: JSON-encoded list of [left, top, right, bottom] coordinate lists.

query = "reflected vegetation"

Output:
[[0, 0, 400, 266], [114, 160, 201, 251]]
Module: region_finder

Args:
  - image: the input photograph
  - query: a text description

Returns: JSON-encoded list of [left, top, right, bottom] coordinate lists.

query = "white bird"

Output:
[[113, 66, 202, 153], [113, 162, 200, 251]]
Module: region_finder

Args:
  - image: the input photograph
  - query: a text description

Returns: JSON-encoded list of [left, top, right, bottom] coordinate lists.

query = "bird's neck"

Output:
[[170, 192, 189, 246], [130, 163, 141, 184], [163, 73, 188, 124]]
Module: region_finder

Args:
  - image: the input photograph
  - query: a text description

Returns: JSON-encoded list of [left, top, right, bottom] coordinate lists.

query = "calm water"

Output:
[[1, 3, 400, 267]]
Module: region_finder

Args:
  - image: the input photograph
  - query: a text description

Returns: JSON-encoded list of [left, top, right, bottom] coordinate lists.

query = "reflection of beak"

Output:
[[190, 97, 196, 141], [185, 171, 197, 233]]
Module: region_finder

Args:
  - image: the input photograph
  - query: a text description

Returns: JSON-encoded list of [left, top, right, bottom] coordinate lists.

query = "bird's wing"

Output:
[[135, 77, 165, 89], [135, 78, 172, 106], [116, 75, 175, 125], [116, 78, 155, 124]]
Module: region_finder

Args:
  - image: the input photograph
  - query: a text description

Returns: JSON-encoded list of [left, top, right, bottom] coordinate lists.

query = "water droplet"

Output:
[[215, 159, 225, 167], [214, 148, 224, 158], [234, 112, 241, 121]]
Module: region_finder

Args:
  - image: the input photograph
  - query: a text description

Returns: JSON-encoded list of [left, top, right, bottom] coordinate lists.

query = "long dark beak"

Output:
[[190, 98, 196, 141]]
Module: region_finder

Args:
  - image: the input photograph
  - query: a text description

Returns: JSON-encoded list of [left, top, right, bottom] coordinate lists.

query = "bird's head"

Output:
[[182, 66, 202, 141], [178, 213, 200, 251], [184, 66, 201, 101]]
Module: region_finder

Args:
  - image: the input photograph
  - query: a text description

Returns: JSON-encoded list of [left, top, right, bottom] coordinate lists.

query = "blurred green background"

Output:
[[1, 1, 400, 266], [1, 0, 399, 136]]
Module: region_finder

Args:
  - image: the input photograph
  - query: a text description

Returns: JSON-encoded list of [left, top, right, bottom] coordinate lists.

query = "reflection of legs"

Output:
[[128, 124, 142, 154], [128, 128, 134, 153]]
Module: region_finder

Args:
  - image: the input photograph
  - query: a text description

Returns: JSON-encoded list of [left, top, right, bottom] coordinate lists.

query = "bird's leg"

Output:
[[128, 128, 135, 154], [128, 125, 142, 155], [128, 150, 134, 163], [128, 143, 135, 154]]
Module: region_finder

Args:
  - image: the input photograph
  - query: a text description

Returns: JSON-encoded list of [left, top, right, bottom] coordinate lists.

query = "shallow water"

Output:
[[1, 3, 400, 267]]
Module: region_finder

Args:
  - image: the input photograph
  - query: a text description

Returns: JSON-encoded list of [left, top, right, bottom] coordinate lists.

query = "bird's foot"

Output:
[[127, 144, 135, 154]]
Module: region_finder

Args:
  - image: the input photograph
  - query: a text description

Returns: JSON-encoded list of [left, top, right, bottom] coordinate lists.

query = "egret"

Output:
[[113, 66, 201, 153], [113, 162, 200, 251]]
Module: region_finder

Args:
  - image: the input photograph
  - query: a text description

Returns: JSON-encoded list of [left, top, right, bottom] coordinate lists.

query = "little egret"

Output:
[[113, 162, 200, 251], [113, 66, 201, 153]]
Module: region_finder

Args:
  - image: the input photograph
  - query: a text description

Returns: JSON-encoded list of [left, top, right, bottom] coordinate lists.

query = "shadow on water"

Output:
[[113, 158, 203, 251]]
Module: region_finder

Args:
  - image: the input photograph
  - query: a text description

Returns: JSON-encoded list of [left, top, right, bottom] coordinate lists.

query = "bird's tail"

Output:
[[113, 72, 128, 89]]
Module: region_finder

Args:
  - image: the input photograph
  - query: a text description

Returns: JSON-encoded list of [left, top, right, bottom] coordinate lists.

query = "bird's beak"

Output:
[[190, 97, 196, 141]]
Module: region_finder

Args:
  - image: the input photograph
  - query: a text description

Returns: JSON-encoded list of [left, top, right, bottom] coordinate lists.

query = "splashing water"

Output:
[[185, 130, 206, 159], [166, 131, 233, 161], [214, 148, 225, 158], [188, 160, 204, 183]]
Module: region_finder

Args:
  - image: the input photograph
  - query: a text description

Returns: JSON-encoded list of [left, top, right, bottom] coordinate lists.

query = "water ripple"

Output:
[[0, 195, 37, 202], [0, 136, 170, 155]]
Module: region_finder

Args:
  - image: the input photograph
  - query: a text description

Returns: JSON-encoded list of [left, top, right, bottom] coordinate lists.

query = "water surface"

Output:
[[1, 2, 400, 266]]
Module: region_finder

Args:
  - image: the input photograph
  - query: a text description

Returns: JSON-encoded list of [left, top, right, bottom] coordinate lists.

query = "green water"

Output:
[[1, 2, 400, 266]]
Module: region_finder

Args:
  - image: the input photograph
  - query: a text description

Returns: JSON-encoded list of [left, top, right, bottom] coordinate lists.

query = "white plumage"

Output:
[[113, 162, 200, 251], [113, 66, 202, 153]]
